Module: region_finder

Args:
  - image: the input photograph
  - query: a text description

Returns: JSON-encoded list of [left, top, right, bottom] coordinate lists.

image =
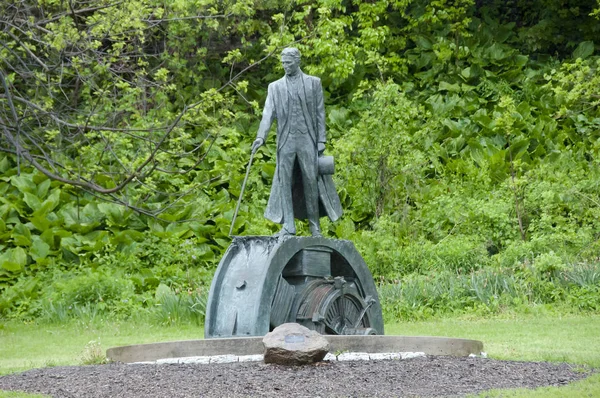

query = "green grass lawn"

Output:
[[387, 312, 600, 397], [0, 320, 203, 375], [1, 312, 599, 397], [386, 312, 600, 367]]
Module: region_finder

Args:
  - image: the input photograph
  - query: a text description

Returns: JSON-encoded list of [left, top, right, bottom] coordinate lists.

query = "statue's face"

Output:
[[281, 55, 300, 76]]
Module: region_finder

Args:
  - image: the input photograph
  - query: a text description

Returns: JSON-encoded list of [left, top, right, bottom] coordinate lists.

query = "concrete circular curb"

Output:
[[107, 335, 483, 364]]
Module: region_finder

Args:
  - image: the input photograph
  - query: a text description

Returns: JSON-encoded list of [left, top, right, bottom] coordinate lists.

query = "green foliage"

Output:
[[2, 0, 600, 324], [49, 269, 136, 313], [378, 258, 600, 322], [151, 283, 207, 326]]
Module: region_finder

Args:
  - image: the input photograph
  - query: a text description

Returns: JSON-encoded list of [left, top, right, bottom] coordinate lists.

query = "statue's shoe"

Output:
[[310, 227, 323, 237], [274, 228, 295, 238]]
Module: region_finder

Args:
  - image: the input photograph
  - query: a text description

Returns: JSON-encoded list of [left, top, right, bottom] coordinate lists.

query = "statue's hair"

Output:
[[281, 47, 301, 61]]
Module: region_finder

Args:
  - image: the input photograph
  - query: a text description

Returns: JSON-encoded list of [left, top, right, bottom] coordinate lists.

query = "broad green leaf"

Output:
[[166, 222, 191, 238], [36, 178, 51, 199], [413, 35, 432, 50], [195, 243, 212, 257], [10, 174, 36, 194], [31, 237, 50, 261], [160, 207, 192, 222], [0, 261, 22, 272], [199, 249, 215, 261], [573, 41, 594, 60], [20, 277, 38, 296], [111, 229, 144, 245], [59, 206, 79, 226], [489, 150, 509, 182], [513, 54, 528, 68], [415, 52, 435, 69], [438, 81, 460, 92], [0, 156, 10, 173], [23, 192, 42, 211], [12, 223, 32, 247], [0, 247, 27, 271], [189, 222, 215, 236], [34, 189, 61, 217], [81, 203, 103, 222], [487, 43, 511, 61], [335, 217, 355, 239], [60, 236, 81, 254], [468, 140, 486, 167], [30, 214, 52, 232], [261, 163, 275, 178], [98, 202, 129, 226], [80, 230, 109, 249], [147, 218, 164, 233], [59, 205, 101, 233], [41, 227, 71, 247], [213, 238, 230, 248], [471, 110, 493, 129], [507, 138, 530, 161]]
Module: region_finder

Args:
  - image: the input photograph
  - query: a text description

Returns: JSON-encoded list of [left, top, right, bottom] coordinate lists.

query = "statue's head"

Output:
[[281, 47, 301, 76]]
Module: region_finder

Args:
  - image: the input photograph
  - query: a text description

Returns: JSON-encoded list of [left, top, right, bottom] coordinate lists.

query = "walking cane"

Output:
[[229, 148, 257, 236]]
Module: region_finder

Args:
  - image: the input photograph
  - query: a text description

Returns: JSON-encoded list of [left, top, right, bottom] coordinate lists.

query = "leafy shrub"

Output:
[[378, 258, 598, 322], [357, 224, 490, 279], [49, 269, 136, 315], [150, 283, 207, 326], [562, 261, 600, 288], [566, 286, 600, 311]]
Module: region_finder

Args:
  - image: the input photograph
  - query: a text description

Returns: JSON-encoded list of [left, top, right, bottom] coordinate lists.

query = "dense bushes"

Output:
[[1, 0, 600, 324], [0, 164, 217, 321], [378, 258, 600, 322]]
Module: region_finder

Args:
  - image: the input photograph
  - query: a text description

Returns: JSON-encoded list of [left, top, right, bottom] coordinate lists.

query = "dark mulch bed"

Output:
[[0, 356, 592, 397]]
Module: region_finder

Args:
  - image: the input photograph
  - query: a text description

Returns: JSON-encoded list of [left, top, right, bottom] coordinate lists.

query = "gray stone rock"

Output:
[[263, 323, 330, 365]]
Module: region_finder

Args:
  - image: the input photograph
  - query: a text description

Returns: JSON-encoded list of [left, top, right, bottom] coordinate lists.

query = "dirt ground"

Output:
[[0, 356, 592, 397]]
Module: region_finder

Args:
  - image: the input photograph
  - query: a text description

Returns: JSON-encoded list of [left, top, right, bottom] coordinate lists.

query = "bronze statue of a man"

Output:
[[252, 47, 342, 237]]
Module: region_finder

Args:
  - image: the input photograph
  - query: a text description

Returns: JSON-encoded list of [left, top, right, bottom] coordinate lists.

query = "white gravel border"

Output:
[[130, 351, 489, 365], [130, 352, 430, 365]]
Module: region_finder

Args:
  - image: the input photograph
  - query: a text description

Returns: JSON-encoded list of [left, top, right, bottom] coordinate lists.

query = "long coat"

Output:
[[257, 72, 343, 224]]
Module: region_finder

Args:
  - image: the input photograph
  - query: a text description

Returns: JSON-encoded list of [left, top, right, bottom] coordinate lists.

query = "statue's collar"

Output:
[[285, 70, 303, 82]]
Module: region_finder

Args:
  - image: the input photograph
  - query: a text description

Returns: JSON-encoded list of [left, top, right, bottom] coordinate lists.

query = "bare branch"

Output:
[[144, 13, 234, 23], [156, 134, 217, 174], [1, 94, 171, 132], [29, 2, 125, 26]]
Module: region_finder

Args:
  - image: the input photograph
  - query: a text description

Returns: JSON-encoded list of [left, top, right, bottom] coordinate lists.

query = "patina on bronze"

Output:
[[205, 236, 384, 338], [206, 48, 382, 339], [252, 47, 342, 237]]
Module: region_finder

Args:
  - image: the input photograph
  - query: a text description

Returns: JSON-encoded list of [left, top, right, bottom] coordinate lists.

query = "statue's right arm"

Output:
[[256, 84, 276, 144]]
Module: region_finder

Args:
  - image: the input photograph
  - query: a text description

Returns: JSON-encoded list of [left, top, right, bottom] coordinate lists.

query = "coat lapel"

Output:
[[277, 78, 289, 121], [299, 73, 317, 145], [300, 73, 313, 113]]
